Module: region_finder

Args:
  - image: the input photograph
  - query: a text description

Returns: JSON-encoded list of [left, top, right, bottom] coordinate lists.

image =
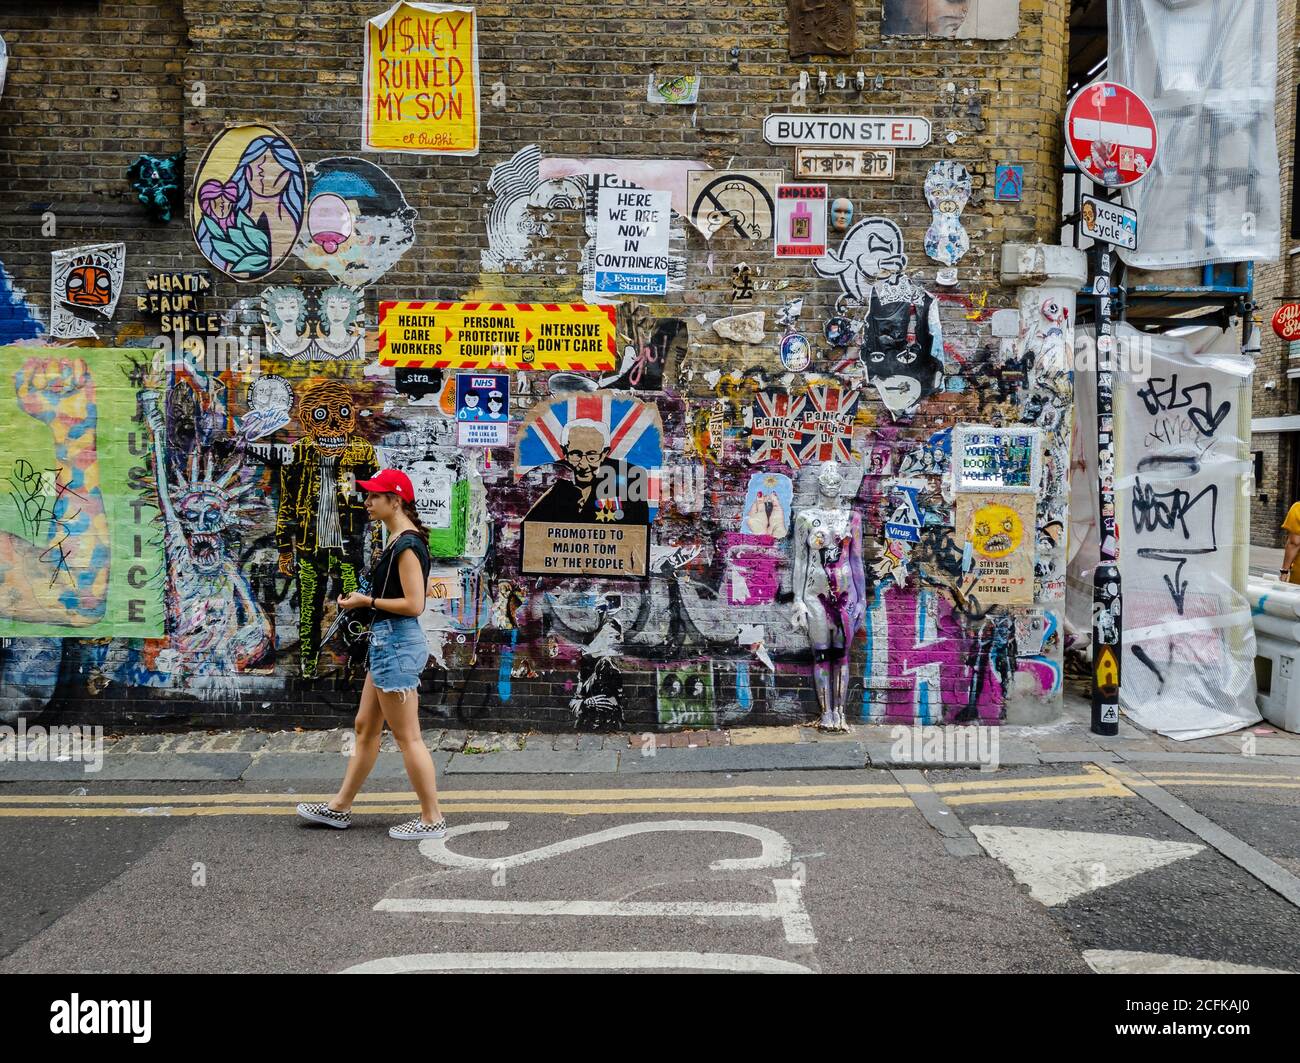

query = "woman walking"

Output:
[[296, 468, 446, 839]]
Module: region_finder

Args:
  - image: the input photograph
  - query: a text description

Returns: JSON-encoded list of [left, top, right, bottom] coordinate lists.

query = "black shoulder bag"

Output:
[[322, 531, 414, 650]]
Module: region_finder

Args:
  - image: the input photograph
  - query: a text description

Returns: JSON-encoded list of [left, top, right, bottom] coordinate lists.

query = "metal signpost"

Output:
[[1065, 82, 1158, 736]]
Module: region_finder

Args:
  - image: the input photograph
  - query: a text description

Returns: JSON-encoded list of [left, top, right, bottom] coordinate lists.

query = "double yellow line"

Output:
[[0, 766, 1132, 817]]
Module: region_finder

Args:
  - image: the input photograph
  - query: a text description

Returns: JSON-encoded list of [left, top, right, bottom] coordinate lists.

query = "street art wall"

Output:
[[0, 0, 1074, 730]]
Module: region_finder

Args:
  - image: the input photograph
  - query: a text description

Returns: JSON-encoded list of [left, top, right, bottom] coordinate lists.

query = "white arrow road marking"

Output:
[[418, 819, 793, 871], [341, 951, 813, 973], [1084, 950, 1293, 975], [970, 826, 1204, 907]]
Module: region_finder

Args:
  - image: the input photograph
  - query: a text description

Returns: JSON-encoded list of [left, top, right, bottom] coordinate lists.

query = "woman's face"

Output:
[[252, 148, 290, 197], [274, 295, 302, 327], [363, 491, 401, 522], [210, 196, 232, 220], [324, 295, 351, 325]]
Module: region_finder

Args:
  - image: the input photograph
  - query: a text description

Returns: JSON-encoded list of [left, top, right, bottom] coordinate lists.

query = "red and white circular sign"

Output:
[[1273, 303, 1300, 341], [1065, 82, 1158, 189]]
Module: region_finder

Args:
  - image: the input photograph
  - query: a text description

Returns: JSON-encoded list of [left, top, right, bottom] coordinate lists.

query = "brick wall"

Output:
[[0, 1, 1073, 731], [1250, 0, 1298, 546]]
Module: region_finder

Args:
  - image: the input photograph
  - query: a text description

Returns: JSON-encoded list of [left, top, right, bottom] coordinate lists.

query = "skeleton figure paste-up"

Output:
[[814, 218, 944, 419], [248, 379, 377, 677], [791, 461, 867, 732]]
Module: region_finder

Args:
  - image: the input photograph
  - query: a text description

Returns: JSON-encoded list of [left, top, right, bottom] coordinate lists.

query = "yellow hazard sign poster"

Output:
[[377, 301, 619, 371], [363, 2, 480, 155]]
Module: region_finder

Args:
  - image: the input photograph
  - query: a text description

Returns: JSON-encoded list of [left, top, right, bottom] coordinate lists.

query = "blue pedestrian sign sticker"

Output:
[[994, 165, 1023, 202], [456, 372, 509, 446]]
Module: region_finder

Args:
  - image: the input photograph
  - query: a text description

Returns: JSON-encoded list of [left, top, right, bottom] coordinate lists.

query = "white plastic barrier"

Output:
[[1248, 575, 1300, 732]]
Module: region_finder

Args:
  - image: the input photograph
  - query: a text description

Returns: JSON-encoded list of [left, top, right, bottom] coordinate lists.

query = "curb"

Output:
[[3, 743, 1299, 782]]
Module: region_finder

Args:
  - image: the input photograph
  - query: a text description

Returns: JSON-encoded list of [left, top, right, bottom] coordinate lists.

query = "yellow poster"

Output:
[[378, 301, 618, 371], [955, 492, 1035, 605], [363, 2, 479, 155]]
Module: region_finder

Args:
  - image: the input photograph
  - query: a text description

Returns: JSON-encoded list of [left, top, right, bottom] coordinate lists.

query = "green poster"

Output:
[[0, 347, 165, 636]]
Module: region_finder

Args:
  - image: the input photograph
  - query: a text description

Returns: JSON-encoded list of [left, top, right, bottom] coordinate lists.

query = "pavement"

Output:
[[4, 691, 1296, 783]]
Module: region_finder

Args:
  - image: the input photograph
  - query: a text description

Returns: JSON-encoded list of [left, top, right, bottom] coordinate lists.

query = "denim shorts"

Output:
[[368, 617, 430, 694]]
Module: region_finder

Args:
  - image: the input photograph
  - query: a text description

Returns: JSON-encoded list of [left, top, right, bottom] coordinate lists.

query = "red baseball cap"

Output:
[[355, 468, 414, 503]]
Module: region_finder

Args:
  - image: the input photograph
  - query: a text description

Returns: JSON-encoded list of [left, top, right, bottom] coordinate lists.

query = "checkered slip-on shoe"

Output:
[[296, 802, 352, 829], [388, 817, 448, 840]]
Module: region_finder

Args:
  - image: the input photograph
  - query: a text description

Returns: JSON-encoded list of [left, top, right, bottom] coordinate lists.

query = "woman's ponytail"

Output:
[[400, 496, 429, 537]]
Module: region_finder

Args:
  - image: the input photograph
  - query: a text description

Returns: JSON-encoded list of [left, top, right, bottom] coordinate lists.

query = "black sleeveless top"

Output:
[[367, 530, 431, 622]]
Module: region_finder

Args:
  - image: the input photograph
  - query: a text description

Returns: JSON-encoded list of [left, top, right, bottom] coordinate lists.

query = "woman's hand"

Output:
[[337, 591, 372, 611], [790, 600, 810, 632]]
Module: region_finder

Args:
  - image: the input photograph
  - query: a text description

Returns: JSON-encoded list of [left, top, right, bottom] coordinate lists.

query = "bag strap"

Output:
[[372, 530, 421, 615]]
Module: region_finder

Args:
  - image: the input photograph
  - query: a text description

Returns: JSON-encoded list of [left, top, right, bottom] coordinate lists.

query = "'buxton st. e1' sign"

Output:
[[763, 114, 932, 149]]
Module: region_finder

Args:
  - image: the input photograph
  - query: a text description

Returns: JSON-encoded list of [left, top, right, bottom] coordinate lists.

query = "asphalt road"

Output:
[[2, 763, 1298, 974]]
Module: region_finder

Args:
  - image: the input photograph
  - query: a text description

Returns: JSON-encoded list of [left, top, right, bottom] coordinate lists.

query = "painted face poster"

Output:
[[50, 243, 125, 339], [594, 186, 671, 296], [956, 492, 1034, 604], [363, 2, 480, 155], [516, 392, 662, 578], [192, 123, 306, 282], [952, 425, 1040, 493], [456, 372, 509, 445], [774, 184, 828, 258], [0, 348, 165, 636], [883, 0, 1019, 39], [295, 157, 418, 286]]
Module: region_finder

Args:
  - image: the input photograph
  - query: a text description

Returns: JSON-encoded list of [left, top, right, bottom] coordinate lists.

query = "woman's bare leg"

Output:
[[331, 673, 384, 811], [376, 687, 443, 823]]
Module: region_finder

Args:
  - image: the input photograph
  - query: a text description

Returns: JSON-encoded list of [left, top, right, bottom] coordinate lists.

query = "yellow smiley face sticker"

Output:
[[970, 502, 1024, 559]]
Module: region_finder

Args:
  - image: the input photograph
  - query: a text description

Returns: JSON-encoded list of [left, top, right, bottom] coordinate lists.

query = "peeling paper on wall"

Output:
[[481, 144, 586, 273]]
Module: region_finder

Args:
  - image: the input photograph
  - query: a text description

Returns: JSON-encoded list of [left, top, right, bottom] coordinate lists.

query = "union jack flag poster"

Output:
[[514, 391, 663, 513], [797, 385, 859, 465], [746, 391, 806, 467]]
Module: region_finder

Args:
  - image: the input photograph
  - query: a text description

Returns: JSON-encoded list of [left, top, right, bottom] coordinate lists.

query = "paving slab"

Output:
[[618, 742, 867, 773], [0, 753, 255, 782], [445, 750, 619, 774], [241, 752, 450, 780]]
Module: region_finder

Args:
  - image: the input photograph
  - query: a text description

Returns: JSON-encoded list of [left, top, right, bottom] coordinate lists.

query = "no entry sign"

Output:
[[1065, 82, 1157, 189]]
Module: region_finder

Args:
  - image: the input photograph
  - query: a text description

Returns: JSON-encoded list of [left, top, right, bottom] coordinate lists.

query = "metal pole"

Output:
[[1091, 242, 1121, 736]]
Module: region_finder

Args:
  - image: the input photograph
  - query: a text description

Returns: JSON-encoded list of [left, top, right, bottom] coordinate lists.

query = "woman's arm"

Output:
[[370, 549, 426, 617], [1282, 532, 1300, 581]]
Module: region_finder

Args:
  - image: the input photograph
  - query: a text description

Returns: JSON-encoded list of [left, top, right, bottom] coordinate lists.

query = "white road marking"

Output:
[[377, 877, 815, 945], [390, 819, 816, 944], [340, 951, 814, 973], [418, 819, 793, 871], [970, 826, 1204, 907], [1084, 950, 1293, 975]]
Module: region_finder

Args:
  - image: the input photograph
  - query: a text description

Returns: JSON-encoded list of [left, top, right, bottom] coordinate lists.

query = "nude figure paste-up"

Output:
[[790, 461, 867, 732]]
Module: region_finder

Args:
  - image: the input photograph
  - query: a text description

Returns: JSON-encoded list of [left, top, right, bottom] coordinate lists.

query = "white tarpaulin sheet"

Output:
[[1108, 0, 1281, 268], [1068, 324, 1260, 739]]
